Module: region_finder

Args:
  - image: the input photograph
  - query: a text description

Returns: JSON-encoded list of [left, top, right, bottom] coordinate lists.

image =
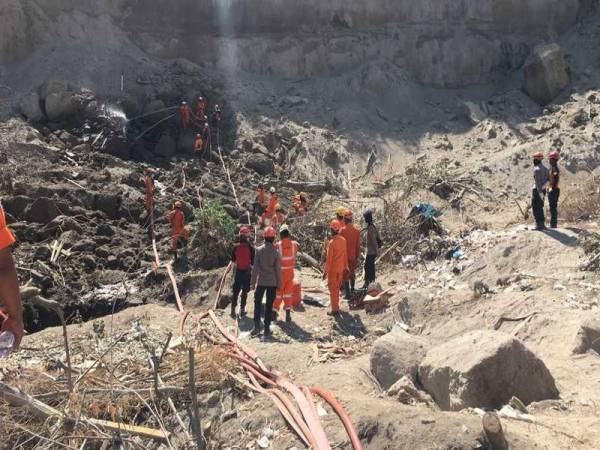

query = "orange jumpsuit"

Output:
[[340, 223, 361, 284], [180, 105, 191, 129], [195, 99, 206, 118], [0, 203, 15, 250], [324, 234, 348, 312], [292, 196, 307, 215], [274, 238, 299, 310], [266, 194, 278, 216], [169, 208, 190, 250], [261, 211, 284, 227], [256, 188, 267, 209], [194, 136, 203, 157], [144, 175, 154, 214]]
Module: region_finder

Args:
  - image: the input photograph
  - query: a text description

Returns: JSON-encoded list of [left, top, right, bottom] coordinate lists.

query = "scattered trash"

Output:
[[303, 295, 329, 308]]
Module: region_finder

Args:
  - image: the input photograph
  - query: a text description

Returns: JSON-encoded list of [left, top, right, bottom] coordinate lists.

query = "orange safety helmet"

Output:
[[549, 150, 560, 160], [239, 226, 250, 236], [330, 220, 342, 232], [532, 152, 544, 160], [174, 201, 183, 209], [263, 226, 276, 238], [343, 209, 353, 219]]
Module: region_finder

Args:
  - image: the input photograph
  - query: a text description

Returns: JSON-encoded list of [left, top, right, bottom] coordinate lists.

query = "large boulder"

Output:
[[41, 80, 69, 99], [155, 134, 177, 157], [19, 93, 45, 122], [246, 155, 275, 176], [523, 44, 570, 106], [370, 328, 429, 390], [25, 198, 69, 224], [572, 318, 600, 354], [93, 193, 122, 219], [45, 91, 79, 121], [103, 136, 131, 159], [418, 330, 558, 411]]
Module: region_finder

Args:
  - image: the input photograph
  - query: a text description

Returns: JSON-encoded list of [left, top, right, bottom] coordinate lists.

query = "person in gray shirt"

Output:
[[251, 226, 281, 339], [531, 152, 549, 231]]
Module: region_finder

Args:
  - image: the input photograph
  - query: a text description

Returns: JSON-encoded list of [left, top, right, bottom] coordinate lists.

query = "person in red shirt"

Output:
[[230, 227, 255, 318], [0, 200, 23, 351], [169, 201, 190, 263], [340, 209, 361, 300]]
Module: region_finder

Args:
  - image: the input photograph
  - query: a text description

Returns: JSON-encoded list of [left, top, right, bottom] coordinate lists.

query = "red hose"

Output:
[[310, 387, 364, 450]]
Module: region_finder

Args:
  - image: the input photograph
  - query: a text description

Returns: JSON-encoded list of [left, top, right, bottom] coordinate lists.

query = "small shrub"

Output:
[[189, 200, 236, 269]]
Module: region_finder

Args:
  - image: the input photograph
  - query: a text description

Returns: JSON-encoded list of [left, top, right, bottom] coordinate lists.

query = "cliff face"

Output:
[[0, 0, 594, 87]]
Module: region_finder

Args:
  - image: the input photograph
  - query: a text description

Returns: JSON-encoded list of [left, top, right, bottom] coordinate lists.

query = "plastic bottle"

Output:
[[0, 331, 15, 358]]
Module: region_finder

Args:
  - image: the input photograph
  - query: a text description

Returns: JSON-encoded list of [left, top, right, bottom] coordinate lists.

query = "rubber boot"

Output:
[[343, 282, 351, 300], [230, 304, 236, 319], [285, 309, 292, 323], [251, 320, 261, 336], [263, 325, 271, 340]]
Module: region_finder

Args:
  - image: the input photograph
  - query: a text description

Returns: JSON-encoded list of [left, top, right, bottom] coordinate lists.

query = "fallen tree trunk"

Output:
[[298, 252, 322, 273], [283, 180, 335, 193]]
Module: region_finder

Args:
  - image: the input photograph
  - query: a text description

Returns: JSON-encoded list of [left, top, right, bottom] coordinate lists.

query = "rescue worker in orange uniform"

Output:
[[266, 187, 278, 217], [323, 220, 348, 316], [548, 150, 561, 229], [195, 97, 206, 119], [169, 201, 190, 263], [0, 200, 24, 351], [340, 209, 361, 300], [143, 168, 155, 216], [179, 101, 191, 130], [273, 224, 299, 323], [254, 184, 267, 216], [292, 192, 308, 216], [194, 134, 203, 160], [260, 204, 285, 228]]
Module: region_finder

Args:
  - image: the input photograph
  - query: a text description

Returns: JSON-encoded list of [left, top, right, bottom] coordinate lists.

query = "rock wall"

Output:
[[0, 0, 595, 87]]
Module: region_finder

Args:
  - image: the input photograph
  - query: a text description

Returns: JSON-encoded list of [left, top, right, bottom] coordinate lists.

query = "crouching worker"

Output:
[[251, 227, 281, 339], [230, 227, 255, 318], [169, 201, 190, 263]]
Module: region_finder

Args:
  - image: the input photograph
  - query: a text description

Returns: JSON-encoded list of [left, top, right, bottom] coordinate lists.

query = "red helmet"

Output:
[[263, 227, 276, 238], [532, 152, 544, 160], [549, 150, 560, 160], [343, 209, 353, 219], [239, 226, 250, 236], [330, 220, 342, 232]]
